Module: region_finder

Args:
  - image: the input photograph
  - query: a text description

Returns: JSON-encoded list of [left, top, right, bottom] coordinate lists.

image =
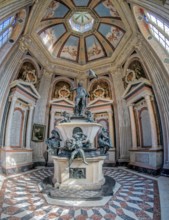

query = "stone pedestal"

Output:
[[1, 148, 33, 174], [104, 148, 116, 165], [129, 148, 163, 173], [52, 155, 106, 190]]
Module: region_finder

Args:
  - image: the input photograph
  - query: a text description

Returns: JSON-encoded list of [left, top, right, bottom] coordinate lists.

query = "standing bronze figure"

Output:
[[71, 82, 89, 116]]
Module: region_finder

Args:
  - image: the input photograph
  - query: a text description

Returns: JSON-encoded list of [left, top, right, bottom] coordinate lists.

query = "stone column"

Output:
[[112, 68, 131, 162], [50, 109, 55, 135], [107, 111, 115, 148], [32, 69, 52, 162], [26, 104, 34, 149], [5, 96, 17, 147], [129, 105, 137, 148], [145, 95, 158, 149], [137, 39, 169, 172], [0, 46, 24, 127]]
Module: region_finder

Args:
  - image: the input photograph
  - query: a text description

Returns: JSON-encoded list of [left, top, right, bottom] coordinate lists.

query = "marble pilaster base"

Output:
[[129, 148, 163, 171], [1, 148, 33, 174], [52, 155, 106, 190], [104, 148, 116, 166]]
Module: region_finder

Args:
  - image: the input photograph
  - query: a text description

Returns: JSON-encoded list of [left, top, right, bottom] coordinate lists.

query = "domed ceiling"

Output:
[[37, 0, 126, 66]]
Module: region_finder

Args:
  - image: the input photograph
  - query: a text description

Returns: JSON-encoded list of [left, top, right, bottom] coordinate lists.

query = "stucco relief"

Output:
[[123, 60, 147, 89], [89, 79, 111, 101], [52, 81, 73, 100], [17, 62, 38, 86]]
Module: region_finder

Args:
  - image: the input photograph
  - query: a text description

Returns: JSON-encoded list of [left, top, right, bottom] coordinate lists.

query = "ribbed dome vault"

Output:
[[37, 0, 126, 65]]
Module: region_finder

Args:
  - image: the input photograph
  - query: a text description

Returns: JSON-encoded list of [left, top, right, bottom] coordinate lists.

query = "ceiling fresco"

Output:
[[60, 35, 79, 61], [72, 0, 91, 7], [37, 0, 126, 65], [94, 1, 120, 18]]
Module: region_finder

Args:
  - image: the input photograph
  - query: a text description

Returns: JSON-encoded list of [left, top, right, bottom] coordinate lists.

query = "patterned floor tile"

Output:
[[0, 168, 161, 220]]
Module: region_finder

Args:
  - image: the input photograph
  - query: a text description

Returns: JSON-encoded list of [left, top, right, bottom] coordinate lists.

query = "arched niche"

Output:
[[89, 78, 112, 101], [123, 78, 163, 171], [49, 78, 74, 135], [123, 55, 148, 89], [52, 80, 73, 101], [17, 58, 40, 88]]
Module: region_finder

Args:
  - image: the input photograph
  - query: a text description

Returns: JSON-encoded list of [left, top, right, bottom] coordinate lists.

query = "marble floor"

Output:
[[0, 167, 168, 220]]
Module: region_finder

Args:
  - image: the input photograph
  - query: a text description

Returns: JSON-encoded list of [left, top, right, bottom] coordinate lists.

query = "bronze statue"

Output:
[[71, 82, 89, 116], [45, 130, 62, 156], [66, 132, 89, 167], [98, 128, 111, 155], [85, 109, 94, 122], [60, 111, 71, 123]]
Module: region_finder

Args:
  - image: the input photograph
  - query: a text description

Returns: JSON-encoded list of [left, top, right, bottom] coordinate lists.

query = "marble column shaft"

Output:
[[129, 105, 137, 148], [50, 110, 55, 135], [108, 111, 115, 148], [145, 95, 158, 148], [32, 70, 52, 162], [26, 105, 34, 149], [5, 96, 17, 147]]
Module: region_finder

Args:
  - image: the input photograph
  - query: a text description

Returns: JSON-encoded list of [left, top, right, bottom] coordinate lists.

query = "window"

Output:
[[0, 16, 16, 49], [145, 12, 169, 54], [69, 12, 94, 33]]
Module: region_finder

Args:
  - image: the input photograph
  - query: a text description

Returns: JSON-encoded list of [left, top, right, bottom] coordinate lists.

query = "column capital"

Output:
[[107, 110, 113, 114], [43, 69, 53, 78], [28, 104, 35, 110], [145, 94, 153, 101], [128, 104, 135, 108], [9, 95, 18, 102], [19, 37, 28, 53], [145, 94, 151, 100], [50, 110, 56, 114], [114, 66, 122, 75]]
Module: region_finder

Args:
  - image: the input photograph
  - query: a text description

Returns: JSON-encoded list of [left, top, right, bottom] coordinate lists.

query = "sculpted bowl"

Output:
[[56, 120, 102, 148]]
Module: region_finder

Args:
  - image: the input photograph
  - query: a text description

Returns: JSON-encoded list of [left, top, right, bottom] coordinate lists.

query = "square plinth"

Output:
[[52, 155, 106, 190]]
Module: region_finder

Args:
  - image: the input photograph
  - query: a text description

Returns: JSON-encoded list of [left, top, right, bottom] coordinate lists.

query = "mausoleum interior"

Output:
[[0, 0, 169, 219]]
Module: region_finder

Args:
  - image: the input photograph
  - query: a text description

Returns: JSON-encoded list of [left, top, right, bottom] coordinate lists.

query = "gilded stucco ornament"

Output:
[[19, 37, 28, 52], [43, 69, 53, 77]]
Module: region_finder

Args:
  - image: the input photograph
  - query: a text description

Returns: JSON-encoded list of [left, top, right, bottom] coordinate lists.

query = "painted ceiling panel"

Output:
[[43, 1, 69, 19], [98, 23, 124, 48], [94, 1, 120, 18], [72, 0, 90, 7], [40, 24, 66, 53], [85, 35, 105, 61], [38, 0, 126, 65], [60, 36, 79, 61]]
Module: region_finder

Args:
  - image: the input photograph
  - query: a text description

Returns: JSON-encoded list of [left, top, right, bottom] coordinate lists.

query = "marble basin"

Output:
[[56, 121, 102, 148]]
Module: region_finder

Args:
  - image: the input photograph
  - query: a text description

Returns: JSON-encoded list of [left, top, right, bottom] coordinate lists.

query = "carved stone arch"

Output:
[[88, 77, 113, 101], [15, 55, 41, 88], [16, 55, 41, 78], [51, 77, 74, 101], [123, 54, 149, 89]]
